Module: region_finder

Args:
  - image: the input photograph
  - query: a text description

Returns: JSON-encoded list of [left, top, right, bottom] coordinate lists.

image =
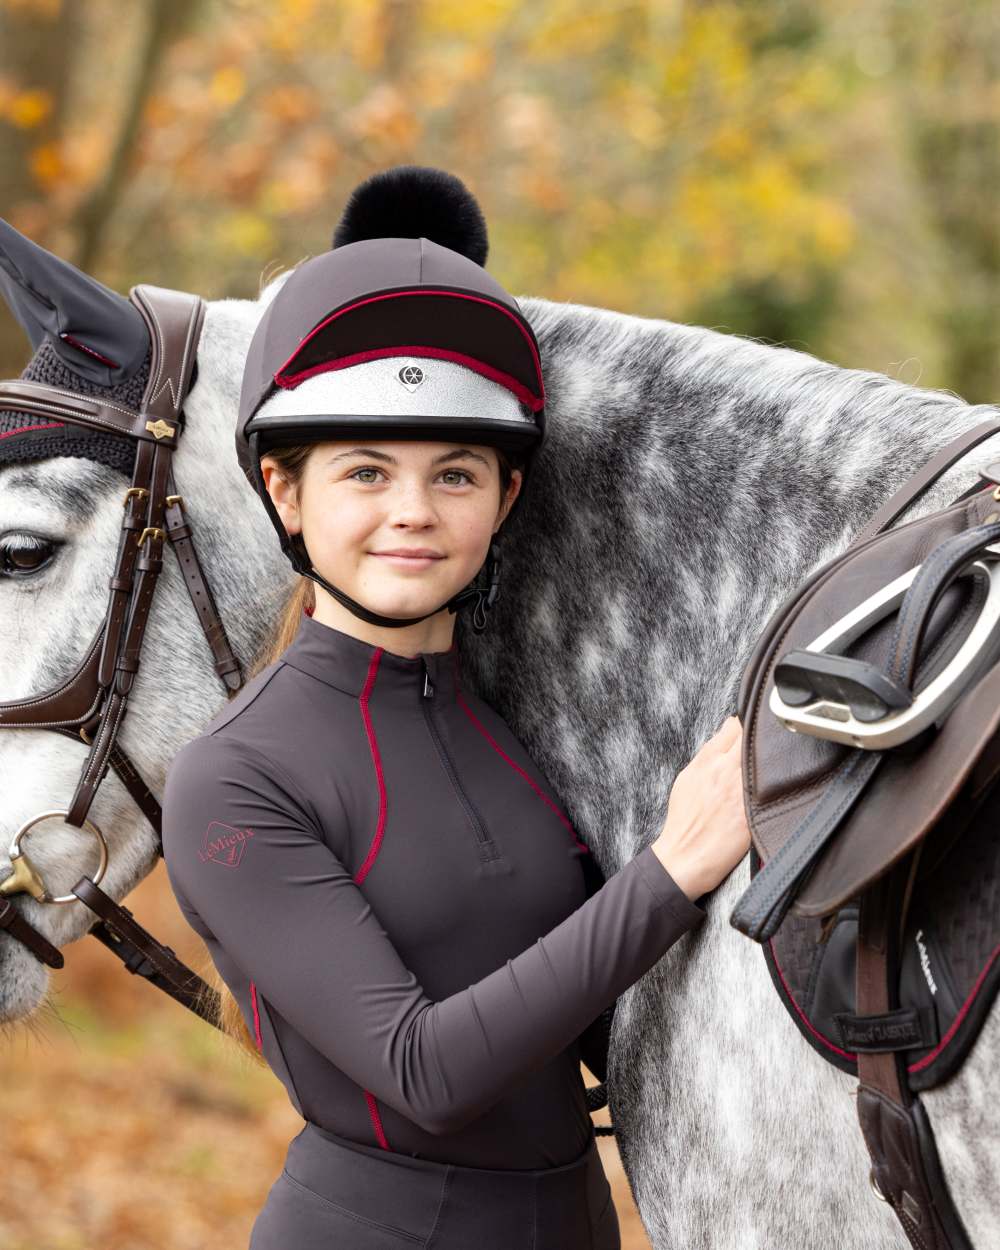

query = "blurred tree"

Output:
[[889, 0, 1000, 401], [0, 0, 197, 376], [0, 0, 996, 401], [0, 0, 80, 235], [74, 0, 200, 273]]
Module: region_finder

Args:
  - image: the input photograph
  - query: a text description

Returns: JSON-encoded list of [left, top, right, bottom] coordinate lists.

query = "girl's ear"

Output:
[[497, 468, 523, 530], [261, 459, 301, 536]]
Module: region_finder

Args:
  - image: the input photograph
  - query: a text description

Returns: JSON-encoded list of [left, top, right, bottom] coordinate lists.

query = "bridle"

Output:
[[0, 284, 243, 1029]]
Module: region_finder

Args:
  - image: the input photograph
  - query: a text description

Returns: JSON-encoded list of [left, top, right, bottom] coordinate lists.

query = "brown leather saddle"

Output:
[[732, 419, 1000, 1250]]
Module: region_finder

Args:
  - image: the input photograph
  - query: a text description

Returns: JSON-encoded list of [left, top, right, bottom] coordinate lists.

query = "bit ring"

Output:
[[3, 809, 109, 904]]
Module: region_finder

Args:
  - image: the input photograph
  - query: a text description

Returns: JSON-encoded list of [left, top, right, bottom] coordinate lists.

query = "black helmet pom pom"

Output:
[[331, 165, 489, 267]]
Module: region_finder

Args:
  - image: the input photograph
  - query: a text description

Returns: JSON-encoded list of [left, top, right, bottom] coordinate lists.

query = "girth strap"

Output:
[[854, 861, 974, 1250]]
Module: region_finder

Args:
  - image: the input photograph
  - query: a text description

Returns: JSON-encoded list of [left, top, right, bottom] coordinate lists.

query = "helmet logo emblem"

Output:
[[397, 364, 425, 391]]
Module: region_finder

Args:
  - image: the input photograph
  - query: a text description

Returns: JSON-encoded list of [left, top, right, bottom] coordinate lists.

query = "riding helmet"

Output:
[[235, 164, 547, 631]]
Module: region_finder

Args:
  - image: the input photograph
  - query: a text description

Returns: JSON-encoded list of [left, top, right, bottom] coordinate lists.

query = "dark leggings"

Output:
[[249, 1121, 622, 1249]]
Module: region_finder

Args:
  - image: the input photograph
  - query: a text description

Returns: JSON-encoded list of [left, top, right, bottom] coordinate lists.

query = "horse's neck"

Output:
[[676, 368, 1000, 783], [527, 293, 1000, 598], [662, 367, 1000, 666]]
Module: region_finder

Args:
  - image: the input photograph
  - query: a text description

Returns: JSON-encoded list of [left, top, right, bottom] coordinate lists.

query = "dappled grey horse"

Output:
[[0, 216, 996, 1248]]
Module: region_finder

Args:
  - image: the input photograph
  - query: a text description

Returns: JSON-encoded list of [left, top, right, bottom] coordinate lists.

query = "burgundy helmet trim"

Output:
[[272, 287, 544, 411]]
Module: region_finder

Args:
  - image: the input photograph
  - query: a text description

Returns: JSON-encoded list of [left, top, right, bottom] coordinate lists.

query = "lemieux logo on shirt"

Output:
[[198, 820, 256, 868]]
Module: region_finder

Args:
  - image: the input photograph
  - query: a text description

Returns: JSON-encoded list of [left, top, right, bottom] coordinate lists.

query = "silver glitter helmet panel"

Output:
[[247, 352, 538, 455]]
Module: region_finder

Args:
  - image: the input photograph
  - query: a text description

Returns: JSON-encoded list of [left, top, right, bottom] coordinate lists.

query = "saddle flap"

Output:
[[743, 487, 1000, 916], [794, 661, 1000, 915]]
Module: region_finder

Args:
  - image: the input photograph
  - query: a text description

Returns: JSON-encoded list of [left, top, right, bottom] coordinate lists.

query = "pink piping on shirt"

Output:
[[452, 650, 591, 855], [354, 649, 388, 886], [249, 980, 263, 1050], [363, 1089, 391, 1149]]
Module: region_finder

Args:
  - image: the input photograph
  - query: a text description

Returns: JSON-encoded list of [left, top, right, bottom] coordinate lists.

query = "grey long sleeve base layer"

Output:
[[161, 612, 706, 1170]]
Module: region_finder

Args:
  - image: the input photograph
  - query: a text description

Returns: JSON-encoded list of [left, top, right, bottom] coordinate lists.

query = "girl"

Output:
[[161, 166, 751, 1249]]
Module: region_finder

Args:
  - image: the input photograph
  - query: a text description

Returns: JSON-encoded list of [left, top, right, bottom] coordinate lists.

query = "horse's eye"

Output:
[[0, 535, 58, 576]]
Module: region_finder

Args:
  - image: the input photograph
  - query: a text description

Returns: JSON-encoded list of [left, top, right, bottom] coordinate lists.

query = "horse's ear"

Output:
[[0, 217, 149, 387]]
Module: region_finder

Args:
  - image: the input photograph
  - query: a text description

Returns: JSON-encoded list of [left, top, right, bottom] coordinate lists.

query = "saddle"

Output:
[[731, 417, 1000, 1250]]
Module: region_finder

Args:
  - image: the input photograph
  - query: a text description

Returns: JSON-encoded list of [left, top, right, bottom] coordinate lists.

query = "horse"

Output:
[[0, 214, 995, 1248]]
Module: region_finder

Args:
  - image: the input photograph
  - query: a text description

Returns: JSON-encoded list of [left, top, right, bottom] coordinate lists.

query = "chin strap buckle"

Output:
[[450, 541, 502, 634]]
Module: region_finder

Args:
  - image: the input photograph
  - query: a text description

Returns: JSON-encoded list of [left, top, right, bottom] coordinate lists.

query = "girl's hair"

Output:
[[194, 439, 525, 1063]]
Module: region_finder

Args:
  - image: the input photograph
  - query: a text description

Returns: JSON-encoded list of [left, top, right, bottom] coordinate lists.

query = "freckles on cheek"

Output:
[[307, 494, 373, 558]]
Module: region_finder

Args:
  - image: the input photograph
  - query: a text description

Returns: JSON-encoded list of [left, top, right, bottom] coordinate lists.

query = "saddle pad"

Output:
[[756, 771, 1000, 1091]]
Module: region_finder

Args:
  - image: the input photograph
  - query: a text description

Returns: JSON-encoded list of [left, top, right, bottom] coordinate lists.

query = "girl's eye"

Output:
[[348, 467, 474, 486]]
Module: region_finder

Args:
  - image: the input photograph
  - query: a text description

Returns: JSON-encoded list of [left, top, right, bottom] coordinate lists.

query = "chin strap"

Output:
[[292, 535, 503, 633]]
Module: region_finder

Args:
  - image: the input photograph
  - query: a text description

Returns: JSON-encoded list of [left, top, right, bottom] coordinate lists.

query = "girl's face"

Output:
[[260, 439, 522, 650]]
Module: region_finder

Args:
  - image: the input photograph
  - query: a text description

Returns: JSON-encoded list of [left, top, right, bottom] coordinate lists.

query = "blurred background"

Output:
[[1, 0, 998, 1246]]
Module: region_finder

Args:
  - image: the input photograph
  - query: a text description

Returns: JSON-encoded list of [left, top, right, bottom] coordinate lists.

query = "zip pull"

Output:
[[422, 659, 435, 699]]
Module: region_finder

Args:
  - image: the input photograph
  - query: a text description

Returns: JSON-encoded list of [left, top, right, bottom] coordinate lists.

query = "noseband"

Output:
[[0, 284, 243, 1029]]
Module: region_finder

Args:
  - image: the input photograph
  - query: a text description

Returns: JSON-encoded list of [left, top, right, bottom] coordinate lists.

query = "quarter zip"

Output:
[[421, 657, 505, 867]]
